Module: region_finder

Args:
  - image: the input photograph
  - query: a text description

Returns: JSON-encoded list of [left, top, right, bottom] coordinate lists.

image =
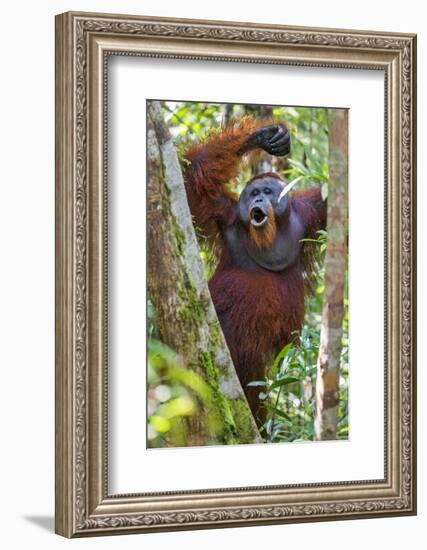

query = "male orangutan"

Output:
[[183, 117, 326, 425]]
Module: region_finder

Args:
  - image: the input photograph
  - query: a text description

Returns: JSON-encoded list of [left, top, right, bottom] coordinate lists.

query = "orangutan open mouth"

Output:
[[250, 207, 268, 227]]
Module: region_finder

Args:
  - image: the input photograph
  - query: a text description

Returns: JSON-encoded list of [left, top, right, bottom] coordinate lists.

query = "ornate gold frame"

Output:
[[55, 11, 417, 537]]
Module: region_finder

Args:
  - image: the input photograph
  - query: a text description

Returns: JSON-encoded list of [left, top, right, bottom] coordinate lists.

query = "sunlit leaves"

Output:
[[150, 415, 171, 433], [163, 101, 224, 141], [147, 340, 221, 447]]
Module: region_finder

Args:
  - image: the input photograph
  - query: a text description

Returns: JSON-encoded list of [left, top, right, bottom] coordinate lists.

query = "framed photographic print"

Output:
[[55, 11, 417, 537]]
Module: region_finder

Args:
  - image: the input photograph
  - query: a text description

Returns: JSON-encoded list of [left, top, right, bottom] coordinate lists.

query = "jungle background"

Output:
[[147, 101, 349, 448]]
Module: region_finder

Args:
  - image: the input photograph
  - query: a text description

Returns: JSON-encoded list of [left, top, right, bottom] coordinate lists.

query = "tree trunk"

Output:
[[147, 101, 262, 446], [314, 109, 348, 441]]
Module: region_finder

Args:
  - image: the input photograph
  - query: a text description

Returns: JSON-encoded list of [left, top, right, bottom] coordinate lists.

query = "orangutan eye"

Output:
[[251, 189, 260, 197], [264, 188, 272, 194]]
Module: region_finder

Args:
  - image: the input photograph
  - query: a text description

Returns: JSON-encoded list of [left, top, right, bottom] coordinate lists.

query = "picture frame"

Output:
[[55, 11, 417, 537]]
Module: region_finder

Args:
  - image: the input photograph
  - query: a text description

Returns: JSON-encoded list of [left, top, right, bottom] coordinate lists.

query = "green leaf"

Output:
[[272, 342, 294, 372], [246, 381, 267, 387], [264, 405, 293, 423], [149, 415, 171, 433], [270, 376, 300, 390], [321, 182, 328, 201]]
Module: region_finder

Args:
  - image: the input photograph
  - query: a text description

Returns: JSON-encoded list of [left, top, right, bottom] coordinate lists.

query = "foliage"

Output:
[[147, 338, 222, 447], [252, 230, 349, 443], [163, 101, 224, 142], [151, 101, 349, 444]]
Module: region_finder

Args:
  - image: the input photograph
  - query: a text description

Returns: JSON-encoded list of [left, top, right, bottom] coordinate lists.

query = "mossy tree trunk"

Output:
[[147, 101, 262, 446], [314, 109, 348, 441]]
